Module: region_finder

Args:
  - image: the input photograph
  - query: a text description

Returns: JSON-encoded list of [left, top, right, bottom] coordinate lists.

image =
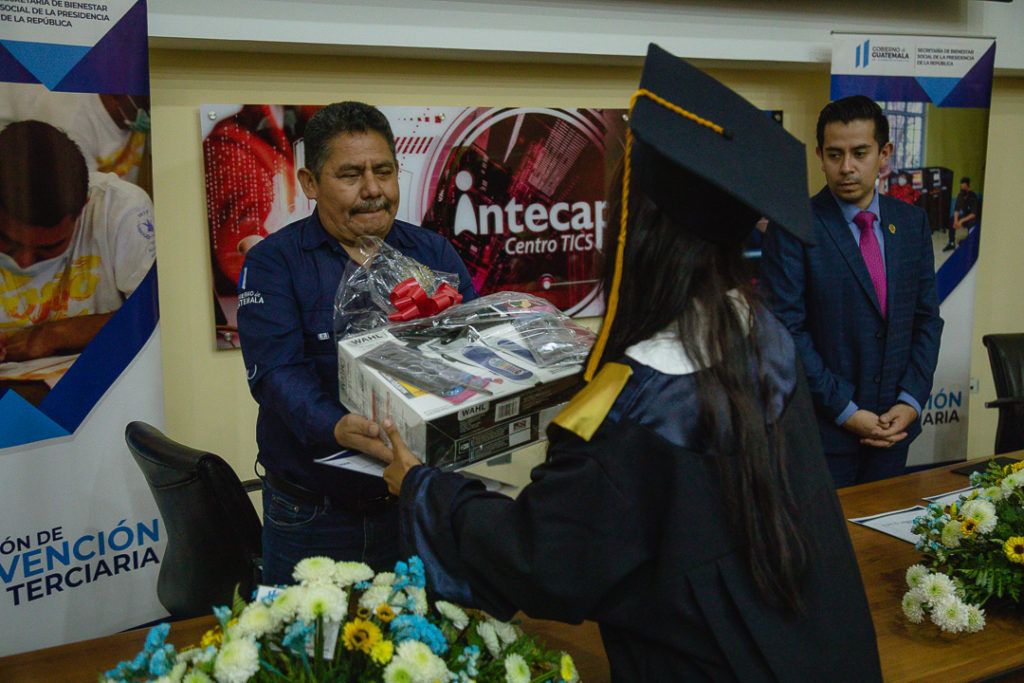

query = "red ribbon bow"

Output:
[[388, 277, 463, 321]]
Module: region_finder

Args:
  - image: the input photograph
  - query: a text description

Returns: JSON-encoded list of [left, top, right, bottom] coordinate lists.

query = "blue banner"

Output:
[[0, 0, 165, 655], [831, 33, 995, 466]]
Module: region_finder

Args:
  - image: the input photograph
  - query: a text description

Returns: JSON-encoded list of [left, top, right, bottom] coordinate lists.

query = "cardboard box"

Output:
[[338, 325, 582, 470]]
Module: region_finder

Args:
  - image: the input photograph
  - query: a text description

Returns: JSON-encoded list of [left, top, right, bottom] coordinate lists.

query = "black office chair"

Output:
[[125, 421, 263, 618], [982, 334, 1024, 455]]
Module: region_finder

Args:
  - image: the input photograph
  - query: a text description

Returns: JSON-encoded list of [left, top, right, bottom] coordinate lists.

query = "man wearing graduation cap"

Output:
[[366, 45, 880, 681], [760, 96, 943, 488]]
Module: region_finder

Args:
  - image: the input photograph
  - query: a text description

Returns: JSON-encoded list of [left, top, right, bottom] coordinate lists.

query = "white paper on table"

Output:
[[922, 485, 977, 507], [849, 505, 927, 544], [315, 450, 519, 495]]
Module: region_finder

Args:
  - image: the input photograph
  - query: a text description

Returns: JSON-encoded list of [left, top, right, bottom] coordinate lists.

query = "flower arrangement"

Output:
[[901, 459, 1024, 633], [100, 556, 580, 683]]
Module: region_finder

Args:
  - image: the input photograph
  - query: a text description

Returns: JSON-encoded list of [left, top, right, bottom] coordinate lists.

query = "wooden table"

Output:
[[3, 455, 1024, 682], [842, 455, 1024, 682], [0, 611, 608, 682]]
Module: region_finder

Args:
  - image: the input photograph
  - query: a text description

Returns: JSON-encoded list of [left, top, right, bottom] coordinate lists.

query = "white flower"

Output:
[[293, 556, 338, 585], [270, 585, 306, 622], [1000, 470, 1024, 496], [965, 604, 986, 633], [489, 618, 519, 645], [941, 521, 962, 548], [405, 586, 429, 615], [477, 621, 502, 658], [297, 583, 347, 622], [383, 657, 416, 683], [930, 596, 970, 633], [919, 571, 956, 604], [982, 486, 1004, 502], [359, 585, 397, 612], [435, 600, 469, 630], [233, 602, 277, 639], [504, 653, 531, 683], [373, 571, 397, 586], [394, 640, 450, 682], [960, 499, 998, 534], [901, 591, 926, 624], [335, 561, 374, 587], [213, 637, 260, 683], [905, 564, 930, 589], [181, 672, 213, 683], [167, 661, 187, 682]]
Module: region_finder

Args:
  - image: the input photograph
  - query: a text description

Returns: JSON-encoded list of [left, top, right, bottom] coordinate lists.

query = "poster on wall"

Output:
[[201, 105, 625, 349], [831, 33, 996, 466], [0, 0, 165, 655]]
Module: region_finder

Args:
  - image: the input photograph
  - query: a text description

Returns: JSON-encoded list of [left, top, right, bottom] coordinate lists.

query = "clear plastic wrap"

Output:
[[390, 291, 596, 370], [333, 236, 462, 338]]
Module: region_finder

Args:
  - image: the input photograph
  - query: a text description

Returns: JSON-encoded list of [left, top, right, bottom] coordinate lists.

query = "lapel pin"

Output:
[[888, 224, 896, 234]]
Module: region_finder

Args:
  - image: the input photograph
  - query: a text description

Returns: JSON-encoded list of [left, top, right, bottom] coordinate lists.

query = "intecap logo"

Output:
[[452, 169, 606, 255], [856, 39, 871, 68]]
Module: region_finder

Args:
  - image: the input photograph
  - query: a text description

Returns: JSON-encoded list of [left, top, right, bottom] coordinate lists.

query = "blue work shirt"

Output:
[[237, 209, 478, 498]]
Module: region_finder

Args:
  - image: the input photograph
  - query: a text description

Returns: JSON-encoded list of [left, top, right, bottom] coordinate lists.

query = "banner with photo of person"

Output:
[[201, 105, 625, 348], [0, 0, 164, 655], [831, 33, 996, 466]]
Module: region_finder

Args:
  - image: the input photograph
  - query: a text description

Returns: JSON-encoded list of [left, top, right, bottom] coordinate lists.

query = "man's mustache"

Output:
[[351, 198, 391, 214]]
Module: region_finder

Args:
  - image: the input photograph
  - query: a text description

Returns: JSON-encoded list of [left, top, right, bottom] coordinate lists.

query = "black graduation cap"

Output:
[[585, 44, 813, 382], [629, 43, 814, 246]]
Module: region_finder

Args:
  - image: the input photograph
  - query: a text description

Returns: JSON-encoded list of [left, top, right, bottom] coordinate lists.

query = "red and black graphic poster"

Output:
[[200, 105, 625, 348]]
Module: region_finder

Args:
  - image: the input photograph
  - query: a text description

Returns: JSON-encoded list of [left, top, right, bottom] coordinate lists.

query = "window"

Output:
[[880, 101, 926, 169]]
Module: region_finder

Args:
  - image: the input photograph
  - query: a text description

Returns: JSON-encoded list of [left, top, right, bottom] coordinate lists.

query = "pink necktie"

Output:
[[854, 210, 886, 317]]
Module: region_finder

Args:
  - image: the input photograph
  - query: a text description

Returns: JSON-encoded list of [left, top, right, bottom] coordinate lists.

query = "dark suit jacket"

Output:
[[760, 186, 943, 454]]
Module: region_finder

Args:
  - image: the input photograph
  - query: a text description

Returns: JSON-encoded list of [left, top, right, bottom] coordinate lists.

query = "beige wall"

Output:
[[149, 48, 1023, 477]]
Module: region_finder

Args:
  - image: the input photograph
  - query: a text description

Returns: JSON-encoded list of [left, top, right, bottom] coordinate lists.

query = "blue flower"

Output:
[[458, 644, 480, 677], [355, 580, 371, 590], [212, 605, 232, 629], [144, 623, 170, 652], [391, 614, 448, 655], [282, 620, 313, 654], [148, 648, 171, 677]]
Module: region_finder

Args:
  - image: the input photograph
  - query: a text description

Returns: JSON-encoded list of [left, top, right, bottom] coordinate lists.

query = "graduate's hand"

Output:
[[333, 414, 391, 461], [379, 419, 423, 496]]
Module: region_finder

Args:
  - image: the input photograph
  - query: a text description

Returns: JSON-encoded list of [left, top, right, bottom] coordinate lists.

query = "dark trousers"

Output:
[[261, 480, 401, 585], [825, 445, 909, 488]]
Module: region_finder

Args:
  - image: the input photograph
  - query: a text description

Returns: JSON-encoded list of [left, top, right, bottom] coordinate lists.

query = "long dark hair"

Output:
[[595, 171, 809, 613]]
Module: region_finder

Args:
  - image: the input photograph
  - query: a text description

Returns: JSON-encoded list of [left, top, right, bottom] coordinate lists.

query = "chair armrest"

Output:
[[241, 478, 262, 493], [986, 396, 1024, 409]]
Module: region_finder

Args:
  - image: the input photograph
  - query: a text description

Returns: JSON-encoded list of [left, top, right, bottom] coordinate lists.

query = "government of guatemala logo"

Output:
[[856, 39, 871, 68]]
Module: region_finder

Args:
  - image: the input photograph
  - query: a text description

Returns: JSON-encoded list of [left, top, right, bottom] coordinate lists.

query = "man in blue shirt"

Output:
[[760, 96, 942, 487], [237, 102, 477, 583]]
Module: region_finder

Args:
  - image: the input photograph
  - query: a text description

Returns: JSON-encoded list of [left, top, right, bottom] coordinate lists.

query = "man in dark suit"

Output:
[[760, 96, 943, 487]]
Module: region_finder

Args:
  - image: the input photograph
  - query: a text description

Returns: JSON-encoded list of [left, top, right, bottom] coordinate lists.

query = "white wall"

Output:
[[149, 0, 1024, 73]]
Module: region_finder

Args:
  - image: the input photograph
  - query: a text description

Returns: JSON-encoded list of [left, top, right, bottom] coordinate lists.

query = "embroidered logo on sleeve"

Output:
[[238, 290, 264, 307]]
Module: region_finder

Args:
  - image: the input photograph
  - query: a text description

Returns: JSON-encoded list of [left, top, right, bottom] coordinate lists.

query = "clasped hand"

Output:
[[842, 404, 917, 448], [333, 414, 422, 496]]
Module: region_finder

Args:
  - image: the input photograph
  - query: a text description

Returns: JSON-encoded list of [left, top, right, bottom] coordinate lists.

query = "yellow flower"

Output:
[[199, 627, 223, 648], [961, 518, 978, 537], [375, 603, 396, 623], [1005, 537, 1024, 564], [343, 618, 382, 653], [370, 639, 394, 665], [357, 606, 372, 620], [560, 653, 579, 682], [1012, 461, 1024, 473]]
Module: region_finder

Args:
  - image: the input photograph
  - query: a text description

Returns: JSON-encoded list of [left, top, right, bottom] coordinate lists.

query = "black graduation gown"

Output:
[[398, 314, 881, 682]]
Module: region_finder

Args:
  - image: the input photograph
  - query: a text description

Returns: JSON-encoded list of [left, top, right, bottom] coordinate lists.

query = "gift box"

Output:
[[337, 319, 585, 470]]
